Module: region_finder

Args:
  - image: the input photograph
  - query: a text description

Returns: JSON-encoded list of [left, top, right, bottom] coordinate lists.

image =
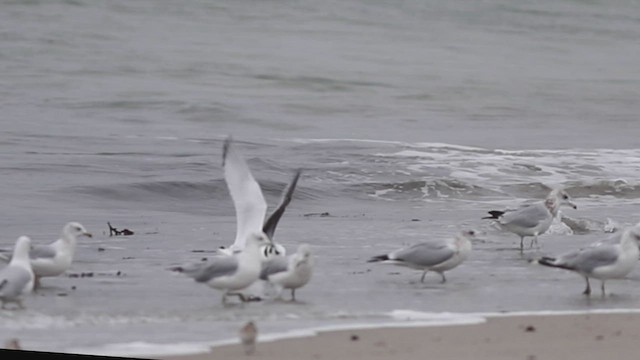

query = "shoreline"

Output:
[[152, 309, 640, 360]]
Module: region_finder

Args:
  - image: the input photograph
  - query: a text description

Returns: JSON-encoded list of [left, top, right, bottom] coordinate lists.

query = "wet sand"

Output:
[[160, 312, 640, 360]]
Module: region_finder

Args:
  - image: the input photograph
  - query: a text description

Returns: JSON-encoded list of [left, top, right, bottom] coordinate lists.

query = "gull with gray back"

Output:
[[260, 244, 313, 301], [537, 223, 640, 297], [171, 233, 273, 304], [368, 230, 479, 284], [483, 188, 577, 251], [0, 222, 92, 289]]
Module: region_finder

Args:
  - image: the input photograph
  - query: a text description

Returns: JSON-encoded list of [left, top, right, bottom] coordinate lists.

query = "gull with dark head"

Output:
[[537, 223, 640, 297], [259, 244, 313, 301], [483, 188, 577, 251], [171, 232, 273, 304], [218, 136, 301, 258], [0, 236, 35, 309], [368, 230, 479, 284], [0, 222, 92, 289]]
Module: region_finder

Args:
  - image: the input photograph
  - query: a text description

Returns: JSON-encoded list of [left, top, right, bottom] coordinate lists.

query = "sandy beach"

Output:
[[161, 312, 640, 360]]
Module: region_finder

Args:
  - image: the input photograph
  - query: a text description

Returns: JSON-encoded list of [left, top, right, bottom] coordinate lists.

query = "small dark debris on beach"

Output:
[[349, 270, 371, 275], [350, 334, 359, 341], [303, 212, 331, 217], [71, 286, 76, 290], [71, 271, 125, 278], [69, 272, 95, 278], [191, 249, 217, 253], [411, 218, 420, 222], [122, 256, 135, 260], [57, 293, 68, 297], [595, 335, 604, 341], [98, 247, 106, 252], [108, 222, 134, 237], [524, 325, 536, 333]]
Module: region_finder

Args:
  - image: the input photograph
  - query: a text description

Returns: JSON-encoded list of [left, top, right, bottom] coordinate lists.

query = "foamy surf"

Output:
[[65, 308, 640, 358], [67, 311, 486, 357]]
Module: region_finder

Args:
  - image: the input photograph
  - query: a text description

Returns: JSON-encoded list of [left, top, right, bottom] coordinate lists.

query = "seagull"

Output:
[[537, 224, 640, 297], [259, 244, 313, 301], [482, 188, 577, 250], [217, 136, 301, 258], [0, 236, 35, 309], [170, 232, 273, 304], [368, 230, 479, 283], [0, 222, 92, 289]]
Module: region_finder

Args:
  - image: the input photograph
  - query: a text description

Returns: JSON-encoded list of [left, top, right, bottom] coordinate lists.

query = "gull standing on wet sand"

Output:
[[0, 236, 35, 309], [218, 136, 301, 259], [260, 244, 313, 301], [368, 230, 479, 284], [170, 233, 273, 304], [482, 188, 577, 251], [0, 222, 92, 289], [536, 223, 640, 297]]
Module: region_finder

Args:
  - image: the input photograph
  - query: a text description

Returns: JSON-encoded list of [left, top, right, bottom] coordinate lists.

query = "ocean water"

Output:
[[1, 0, 640, 356]]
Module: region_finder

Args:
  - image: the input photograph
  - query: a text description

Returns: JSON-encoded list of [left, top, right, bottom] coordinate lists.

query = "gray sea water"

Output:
[[1, 0, 640, 356]]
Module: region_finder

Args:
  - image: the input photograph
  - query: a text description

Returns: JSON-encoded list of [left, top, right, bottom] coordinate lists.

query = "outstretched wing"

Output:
[[263, 170, 301, 240], [223, 137, 268, 250]]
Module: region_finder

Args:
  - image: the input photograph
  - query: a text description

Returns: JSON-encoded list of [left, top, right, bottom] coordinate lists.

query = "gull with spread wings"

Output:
[[218, 137, 301, 258]]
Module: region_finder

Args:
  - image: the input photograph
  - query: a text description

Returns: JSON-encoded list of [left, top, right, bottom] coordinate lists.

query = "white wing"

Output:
[[223, 137, 267, 250]]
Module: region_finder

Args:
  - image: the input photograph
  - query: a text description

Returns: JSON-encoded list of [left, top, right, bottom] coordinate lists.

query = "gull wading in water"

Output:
[[259, 244, 313, 301], [218, 136, 301, 259], [368, 230, 479, 284], [170, 232, 272, 304], [537, 223, 640, 297], [0, 236, 35, 309], [482, 188, 577, 251], [0, 222, 92, 289]]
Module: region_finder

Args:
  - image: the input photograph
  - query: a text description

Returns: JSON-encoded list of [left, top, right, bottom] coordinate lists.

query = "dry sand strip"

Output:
[[160, 312, 640, 360]]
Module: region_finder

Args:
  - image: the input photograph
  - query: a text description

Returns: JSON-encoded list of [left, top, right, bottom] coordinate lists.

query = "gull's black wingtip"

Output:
[[290, 169, 302, 188], [222, 135, 233, 166], [262, 168, 303, 240], [482, 210, 505, 220], [367, 254, 389, 263], [537, 256, 574, 271]]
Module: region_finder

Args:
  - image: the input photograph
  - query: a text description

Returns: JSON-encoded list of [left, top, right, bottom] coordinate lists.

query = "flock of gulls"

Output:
[[1, 136, 640, 310]]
